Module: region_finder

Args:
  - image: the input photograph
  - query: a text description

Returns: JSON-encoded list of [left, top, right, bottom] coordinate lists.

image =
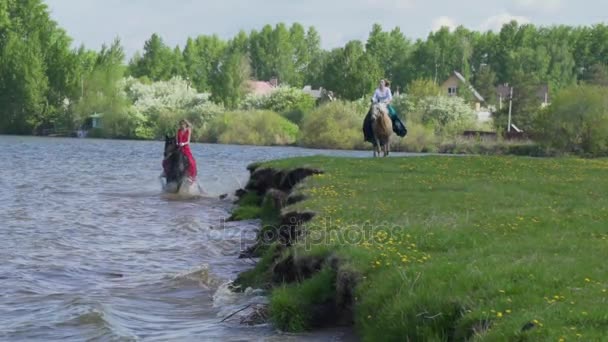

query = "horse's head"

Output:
[[163, 134, 189, 189], [164, 134, 177, 158], [371, 102, 388, 120]]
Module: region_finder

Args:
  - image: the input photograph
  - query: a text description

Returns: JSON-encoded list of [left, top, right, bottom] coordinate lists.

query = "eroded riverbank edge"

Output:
[[225, 161, 361, 338]]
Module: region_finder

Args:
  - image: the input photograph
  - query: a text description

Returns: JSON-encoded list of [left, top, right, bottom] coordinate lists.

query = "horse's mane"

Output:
[[371, 103, 391, 136]]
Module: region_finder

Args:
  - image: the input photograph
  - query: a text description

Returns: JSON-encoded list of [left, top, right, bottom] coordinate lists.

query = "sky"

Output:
[[44, 0, 607, 58]]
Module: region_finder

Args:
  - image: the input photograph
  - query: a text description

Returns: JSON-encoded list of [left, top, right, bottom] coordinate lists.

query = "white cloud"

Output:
[[479, 13, 531, 31], [431, 16, 458, 32], [513, 0, 563, 13]]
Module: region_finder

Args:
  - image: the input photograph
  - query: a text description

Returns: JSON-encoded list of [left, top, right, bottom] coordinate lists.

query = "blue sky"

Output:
[[45, 0, 606, 58]]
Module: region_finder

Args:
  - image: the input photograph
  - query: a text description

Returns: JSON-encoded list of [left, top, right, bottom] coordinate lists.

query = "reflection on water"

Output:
[[0, 136, 417, 341]]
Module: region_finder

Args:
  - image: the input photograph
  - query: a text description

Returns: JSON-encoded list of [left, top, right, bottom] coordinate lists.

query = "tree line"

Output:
[[1, 0, 608, 136]]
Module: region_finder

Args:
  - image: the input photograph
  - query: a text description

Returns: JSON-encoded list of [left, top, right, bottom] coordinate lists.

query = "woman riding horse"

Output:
[[363, 79, 407, 144], [176, 119, 197, 182], [162, 119, 197, 184]]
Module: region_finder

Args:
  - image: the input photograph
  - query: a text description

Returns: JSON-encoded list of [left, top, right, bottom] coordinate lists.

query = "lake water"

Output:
[[0, 136, 419, 341]]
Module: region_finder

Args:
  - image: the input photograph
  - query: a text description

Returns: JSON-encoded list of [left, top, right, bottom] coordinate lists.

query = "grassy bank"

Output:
[[232, 155, 608, 341]]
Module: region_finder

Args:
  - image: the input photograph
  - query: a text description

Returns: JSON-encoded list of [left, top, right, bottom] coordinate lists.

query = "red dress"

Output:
[[177, 128, 197, 179]]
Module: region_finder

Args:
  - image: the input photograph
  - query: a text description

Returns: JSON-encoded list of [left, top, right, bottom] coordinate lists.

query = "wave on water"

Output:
[[212, 282, 268, 324], [55, 300, 138, 341], [165, 264, 225, 290]]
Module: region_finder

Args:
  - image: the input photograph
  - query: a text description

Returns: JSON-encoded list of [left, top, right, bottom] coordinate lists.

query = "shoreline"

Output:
[[226, 154, 608, 341], [2, 133, 549, 157]]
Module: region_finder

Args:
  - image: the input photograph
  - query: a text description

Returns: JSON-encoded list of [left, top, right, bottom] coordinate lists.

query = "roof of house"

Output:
[[452, 71, 485, 103], [247, 80, 275, 96]]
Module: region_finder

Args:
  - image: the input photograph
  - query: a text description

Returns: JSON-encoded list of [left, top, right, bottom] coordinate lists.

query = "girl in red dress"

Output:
[[176, 119, 197, 181]]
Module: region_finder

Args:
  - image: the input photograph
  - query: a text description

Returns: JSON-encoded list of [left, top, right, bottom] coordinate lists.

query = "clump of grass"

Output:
[[233, 242, 281, 290], [270, 266, 336, 331], [230, 192, 279, 222]]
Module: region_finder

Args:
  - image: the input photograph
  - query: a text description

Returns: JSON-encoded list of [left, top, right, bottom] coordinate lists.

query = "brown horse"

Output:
[[370, 103, 393, 157]]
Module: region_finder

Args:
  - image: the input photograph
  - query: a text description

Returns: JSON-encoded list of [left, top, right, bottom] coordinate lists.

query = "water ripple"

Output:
[[0, 136, 390, 341]]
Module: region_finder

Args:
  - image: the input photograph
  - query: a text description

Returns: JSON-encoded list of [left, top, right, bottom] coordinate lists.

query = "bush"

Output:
[[298, 101, 367, 150], [406, 78, 442, 99], [418, 96, 477, 136], [203, 110, 299, 146], [241, 86, 316, 125], [390, 122, 438, 153], [122, 76, 223, 139], [391, 94, 420, 123], [534, 85, 608, 156]]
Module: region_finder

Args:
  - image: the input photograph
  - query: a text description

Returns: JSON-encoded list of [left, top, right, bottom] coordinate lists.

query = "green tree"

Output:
[[129, 33, 174, 81], [535, 85, 608, 156], [407, 78, 442, 98], [366, 24, 413, 89], [211, 51, 252, 108], [583, 63, 608, 86], [0, 31, 48, 134], [472, 65, 497, 106], [546, 42, 576, 91], [303, 27, 323, 86], [322, 41, 382, 100], [186, 34, 226, 92], [170, 45, 185, 77], [493, 71, 542, 133], [75, 38, 132, 137]]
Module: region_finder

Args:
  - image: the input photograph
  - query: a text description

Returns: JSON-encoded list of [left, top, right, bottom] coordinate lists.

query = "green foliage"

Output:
[[298, 101, 367, 150], [418, 96, 477, 136], [0, 31, 48, 133], [535, 85, 608, 156], [122, 76, 223, 139], [210, 52, 251, 109], [4, 7, 608, 144], [583, 63, 608, 86], [321, 41, 383, 101], [0, 0, 82, 134], [270, 267, 336, 332], [494, 71, 544, 133], [128, 33, 182, 81], [241, 86, 316, 124], [204, 110, 299, 145], [473, 65, 497, 106], [406, 78, 442, 99], [183, 35, 226, 92], [366, 24, 413, 88]]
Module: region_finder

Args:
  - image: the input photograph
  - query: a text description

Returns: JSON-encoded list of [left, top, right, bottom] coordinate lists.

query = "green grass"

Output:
[[270, 266, 336, 331], [252, 155, 608, 341]]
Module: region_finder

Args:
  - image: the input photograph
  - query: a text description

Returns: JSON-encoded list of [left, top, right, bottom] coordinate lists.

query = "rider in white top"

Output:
[[372, 79, 393, 104]]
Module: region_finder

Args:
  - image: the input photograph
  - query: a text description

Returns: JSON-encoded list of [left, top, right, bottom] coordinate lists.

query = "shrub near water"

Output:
[[241, 86, 316, 125], [298, 101, 367, 150], [204, 110, 299, 145]]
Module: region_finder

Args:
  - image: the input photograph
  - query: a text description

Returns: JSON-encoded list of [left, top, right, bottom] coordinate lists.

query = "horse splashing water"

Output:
[[370, 103, 393, 157], [161, 135, 201, 196]]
